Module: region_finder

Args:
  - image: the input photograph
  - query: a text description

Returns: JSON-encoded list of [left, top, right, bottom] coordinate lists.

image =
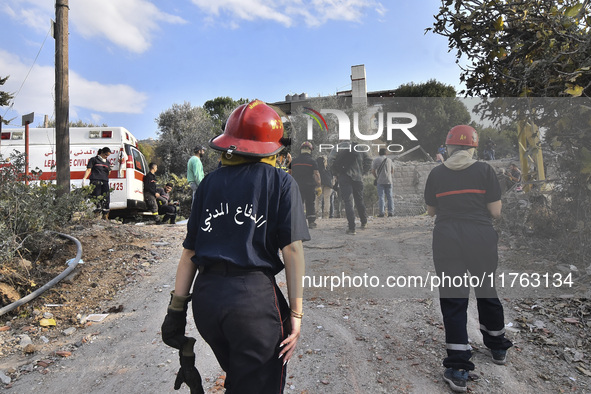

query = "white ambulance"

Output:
[[0, 127, 150, 215]]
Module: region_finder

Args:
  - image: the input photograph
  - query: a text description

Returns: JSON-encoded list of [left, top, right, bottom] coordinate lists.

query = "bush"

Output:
[[0, 152, 94, 263]]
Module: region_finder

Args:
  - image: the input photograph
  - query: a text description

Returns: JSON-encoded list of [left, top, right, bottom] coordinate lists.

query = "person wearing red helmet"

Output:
[[161, 100, 309, 394], [424, 125, 513, 392]]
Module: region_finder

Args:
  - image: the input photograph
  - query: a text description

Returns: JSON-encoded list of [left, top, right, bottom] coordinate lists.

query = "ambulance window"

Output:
[[131, 148, 147, 174]]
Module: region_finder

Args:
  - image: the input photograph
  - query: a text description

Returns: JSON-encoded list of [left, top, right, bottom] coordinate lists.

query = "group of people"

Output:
[[82, 142, 208, 224], [86, 100, 512, 394], [288, 140, 396, 234], [143, 162, 180, 225]]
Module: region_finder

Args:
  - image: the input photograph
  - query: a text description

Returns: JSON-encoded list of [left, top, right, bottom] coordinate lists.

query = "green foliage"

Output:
[[0, 152, 93, 263], [203, 96, 249, 126], [428, 0, 591, 97], [429, 1, 591, 264], [154, 172, 193, 218], [384, 81, 472, 157], [393, 79, 457, 98], [476, 125, 519, 159], [138, 141, 156, 166], [154, 101, 217, 175], [1, 75, 14, 126]]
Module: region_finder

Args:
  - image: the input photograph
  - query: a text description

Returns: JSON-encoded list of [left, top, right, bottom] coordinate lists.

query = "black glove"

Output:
[[174, 338, 205, 394], [161, 291, 191, 350]]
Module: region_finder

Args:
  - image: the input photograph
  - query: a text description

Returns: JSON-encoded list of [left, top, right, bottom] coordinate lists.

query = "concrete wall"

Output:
[[385, 159, 513, 216]]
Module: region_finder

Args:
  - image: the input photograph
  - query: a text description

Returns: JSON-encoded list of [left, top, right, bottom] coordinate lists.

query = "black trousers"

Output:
[[90, 180, 110, 213], [298, 184, 316, 225], [158, 204, 177, 223], [432, 220, 513, 371], [145, 193, 158, 213], [192, 267, 290, 393], [337, 174, 367, 230]]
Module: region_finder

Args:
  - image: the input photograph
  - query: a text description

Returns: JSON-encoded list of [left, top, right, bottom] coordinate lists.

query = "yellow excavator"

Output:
[[517, 121, 545, 192]]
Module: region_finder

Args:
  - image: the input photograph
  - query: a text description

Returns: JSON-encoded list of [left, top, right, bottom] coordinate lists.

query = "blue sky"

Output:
[[1, 0, 463, 140]]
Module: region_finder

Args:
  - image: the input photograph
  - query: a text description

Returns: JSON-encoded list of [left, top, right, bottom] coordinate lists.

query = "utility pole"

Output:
[[55, 0, 70, 195]]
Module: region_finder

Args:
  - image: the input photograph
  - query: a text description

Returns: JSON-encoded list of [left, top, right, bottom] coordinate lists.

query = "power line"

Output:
[[3, 23, 53, 121]]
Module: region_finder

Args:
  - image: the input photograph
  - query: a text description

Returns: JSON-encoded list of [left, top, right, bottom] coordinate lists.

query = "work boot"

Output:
[[443, 368, 468, 392], [490, 349, 507, 365], [308, 221, 317, 229]]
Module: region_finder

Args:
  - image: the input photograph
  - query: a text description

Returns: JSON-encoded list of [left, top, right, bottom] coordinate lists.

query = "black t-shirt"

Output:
[[290, 153, 318, 187], [87, 156, 111, 182], [144, 172, 157, 195], [182, 162, 310, 275], [424, 162, 501, 225]]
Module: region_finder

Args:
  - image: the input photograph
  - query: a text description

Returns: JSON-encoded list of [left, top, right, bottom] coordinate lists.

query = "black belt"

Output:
[[198, 262, 267, 276]]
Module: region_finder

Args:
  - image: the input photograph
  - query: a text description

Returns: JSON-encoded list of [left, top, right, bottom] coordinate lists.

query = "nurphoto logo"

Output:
[[303, 107, 419, 153]]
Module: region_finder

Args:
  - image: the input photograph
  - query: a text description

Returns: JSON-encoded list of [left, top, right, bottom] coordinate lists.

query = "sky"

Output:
[[0, 0, 464, 141]]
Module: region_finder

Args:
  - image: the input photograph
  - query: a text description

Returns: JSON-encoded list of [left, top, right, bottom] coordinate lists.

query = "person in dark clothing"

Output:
[[483, 137, 496, 160], [156, 182, 178, 224], [161, 100, 309, 394], [328, 141, 372, 234], [290, 141, 321, 229], [424, 125, 513, 393], [502, 162, 522, 191], [315, 156, 333, 219], [144, 163, 159, 214], [82, 147, 112, 219]]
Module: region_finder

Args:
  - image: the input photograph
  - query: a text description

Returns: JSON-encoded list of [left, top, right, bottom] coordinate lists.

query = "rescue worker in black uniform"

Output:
[[161, 100, 309, 394], [290, 141, 321, 229], [82, 147, 112, 219], [143, 163, 159, 214], [424, 125, 513, 392]]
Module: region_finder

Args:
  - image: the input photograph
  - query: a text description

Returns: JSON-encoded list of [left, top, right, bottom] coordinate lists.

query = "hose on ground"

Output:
[[0, 232, 83, 317]]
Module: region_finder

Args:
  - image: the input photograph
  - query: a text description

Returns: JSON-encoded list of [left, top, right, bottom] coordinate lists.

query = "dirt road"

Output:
[[3, 216, 590, 393]]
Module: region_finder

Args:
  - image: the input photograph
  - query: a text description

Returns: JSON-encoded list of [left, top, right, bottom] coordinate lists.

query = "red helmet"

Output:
[[300, 141, 314, 152], [446, 125, 479, 147], [210, 100, 285, 157]]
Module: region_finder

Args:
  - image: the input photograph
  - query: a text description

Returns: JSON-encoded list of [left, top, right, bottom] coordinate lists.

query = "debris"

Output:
[[39, 318, 57, 327], [37, 360, 53, 368], [23, 344, 36, 354], [55, 351, 72, 357], [107, 305, 124, 313], [19, 335, 32, 347], [564, 318, 580, 324], [86, 314, 109, 322], [576, 366, 591, 377], [0, 371, 11, 384], [63, 327, 77, 336]]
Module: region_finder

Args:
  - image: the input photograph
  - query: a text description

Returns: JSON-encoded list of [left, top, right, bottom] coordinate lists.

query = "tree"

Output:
[[428, 1, 591, 263], [428, 0, 591, 97], [390, 80, 472, 156], [155, 102, 216, 175], [1, 75, 15, 126], [138, 141, 156, 166], [203, 96, 248, 126]]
